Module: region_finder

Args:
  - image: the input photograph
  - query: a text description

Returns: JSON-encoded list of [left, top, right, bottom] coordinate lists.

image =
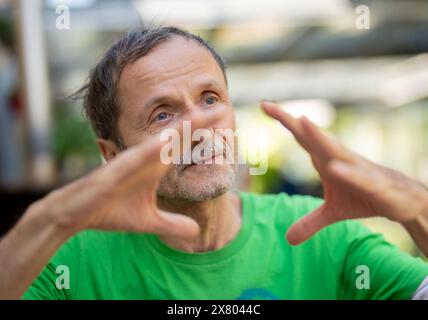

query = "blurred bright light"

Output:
[[135, 0, 352, 28], [379, 54, 428, 108], [279, 99, 336, 127], [46, 0, 96, 8]]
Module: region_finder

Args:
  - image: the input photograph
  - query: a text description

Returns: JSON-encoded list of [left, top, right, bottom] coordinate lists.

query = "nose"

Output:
[[181, 102, 221, 131], [179, 104, 216, 147]]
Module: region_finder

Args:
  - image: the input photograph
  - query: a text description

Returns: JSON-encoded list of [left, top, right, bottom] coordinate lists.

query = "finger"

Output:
[[261, 100, 305, 141], [150, 209, 200, 240], [262, 101, 326, 158], [261, 101, 349, 161], [286, 204, 337, 245], [300, 116, 351, 161]]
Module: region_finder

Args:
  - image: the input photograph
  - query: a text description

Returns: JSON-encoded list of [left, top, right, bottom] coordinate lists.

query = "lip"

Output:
[[196, 152, 225, 164], [183, 153, 223, 170]]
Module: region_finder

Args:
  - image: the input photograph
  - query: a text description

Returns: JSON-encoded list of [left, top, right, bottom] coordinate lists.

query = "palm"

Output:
[[318, 177, 381, 223], [312, 156, 379, 222], [94, 184, 159, 232], [318, 156, 425, 223]]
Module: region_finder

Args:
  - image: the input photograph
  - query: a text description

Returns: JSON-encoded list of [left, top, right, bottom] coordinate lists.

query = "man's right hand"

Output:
[[28, 110, 220, 240], [0, 109, 221, 299]]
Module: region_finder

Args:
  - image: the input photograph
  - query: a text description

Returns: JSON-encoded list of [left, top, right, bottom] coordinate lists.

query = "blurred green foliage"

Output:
[[53, 103, 100, 170], [0, 16, 14, 50]]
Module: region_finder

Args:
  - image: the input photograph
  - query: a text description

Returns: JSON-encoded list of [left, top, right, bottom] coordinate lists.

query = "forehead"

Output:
[[118, 36, 225, 95]]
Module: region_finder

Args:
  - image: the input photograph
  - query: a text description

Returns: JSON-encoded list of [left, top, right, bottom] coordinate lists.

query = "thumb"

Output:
[[151, 210, 200, 240], [286, 204, 335, 246]]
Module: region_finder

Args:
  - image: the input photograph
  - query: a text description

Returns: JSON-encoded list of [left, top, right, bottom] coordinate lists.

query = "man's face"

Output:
[[115, 36, 237, 201]]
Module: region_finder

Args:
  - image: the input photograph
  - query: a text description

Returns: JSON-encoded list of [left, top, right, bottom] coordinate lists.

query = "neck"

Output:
[[157, 192, 242, 253]]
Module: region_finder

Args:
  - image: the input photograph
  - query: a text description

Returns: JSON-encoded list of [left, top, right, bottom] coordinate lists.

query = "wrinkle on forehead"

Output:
[[119, 36, 225, 97], [116, 36, 228, 140]]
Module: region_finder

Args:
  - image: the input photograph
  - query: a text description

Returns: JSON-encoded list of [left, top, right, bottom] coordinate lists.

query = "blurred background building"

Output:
[[1, 0, 428, 256]]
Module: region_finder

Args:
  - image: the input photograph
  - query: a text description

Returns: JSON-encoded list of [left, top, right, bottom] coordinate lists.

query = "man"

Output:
[[0, 26, 428, 300]]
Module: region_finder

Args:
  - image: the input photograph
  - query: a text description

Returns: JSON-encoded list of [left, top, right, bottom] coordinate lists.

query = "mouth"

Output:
[[181, 153, 224, 171]]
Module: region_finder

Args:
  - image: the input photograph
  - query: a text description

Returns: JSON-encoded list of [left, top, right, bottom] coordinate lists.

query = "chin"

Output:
[[181, 184, 229, 201], [158, 164, 236, 202]]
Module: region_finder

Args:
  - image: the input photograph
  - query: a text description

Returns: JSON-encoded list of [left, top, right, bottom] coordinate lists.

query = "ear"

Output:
[[97, 138, 121, 162]]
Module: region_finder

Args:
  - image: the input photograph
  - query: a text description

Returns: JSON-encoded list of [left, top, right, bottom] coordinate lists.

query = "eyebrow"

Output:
[[133, 78, 224, 129], [142, 78, 224, 111]]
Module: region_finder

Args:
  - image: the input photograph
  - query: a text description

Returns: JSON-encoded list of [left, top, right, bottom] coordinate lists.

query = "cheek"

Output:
[[117, 112, 152, 147], [159, 166, 178, 187], [228, 110, 237, 130], [215, 108, 237, 155], [118, 121, 149, 147], [123, 132, 149, 148], [117, 117, 135, 146], [217, 105, 236, 131]]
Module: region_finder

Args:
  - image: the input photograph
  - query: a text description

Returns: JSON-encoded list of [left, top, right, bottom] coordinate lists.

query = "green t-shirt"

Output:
[[23, 192, 428, 300]]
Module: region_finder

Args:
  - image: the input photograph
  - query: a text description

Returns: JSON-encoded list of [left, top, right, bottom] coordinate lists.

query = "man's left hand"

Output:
[[262, 101, 428, 246]]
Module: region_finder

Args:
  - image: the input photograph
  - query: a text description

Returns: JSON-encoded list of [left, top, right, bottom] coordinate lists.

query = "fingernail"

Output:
[[261, 99, 277, 104], [285, 231, 301, 246], [261, 100, 278, 111]]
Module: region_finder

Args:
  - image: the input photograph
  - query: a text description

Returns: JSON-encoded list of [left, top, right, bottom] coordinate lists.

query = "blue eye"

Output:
[[204, 96, 218, 106], [154, 112, 170, 122]]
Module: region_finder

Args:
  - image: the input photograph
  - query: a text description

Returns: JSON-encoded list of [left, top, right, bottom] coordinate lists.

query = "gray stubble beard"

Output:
[[156, 162, 237, 202]]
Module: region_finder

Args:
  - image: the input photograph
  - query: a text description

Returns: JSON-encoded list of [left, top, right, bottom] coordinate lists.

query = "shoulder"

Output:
[[49, 230, 132, 267]]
